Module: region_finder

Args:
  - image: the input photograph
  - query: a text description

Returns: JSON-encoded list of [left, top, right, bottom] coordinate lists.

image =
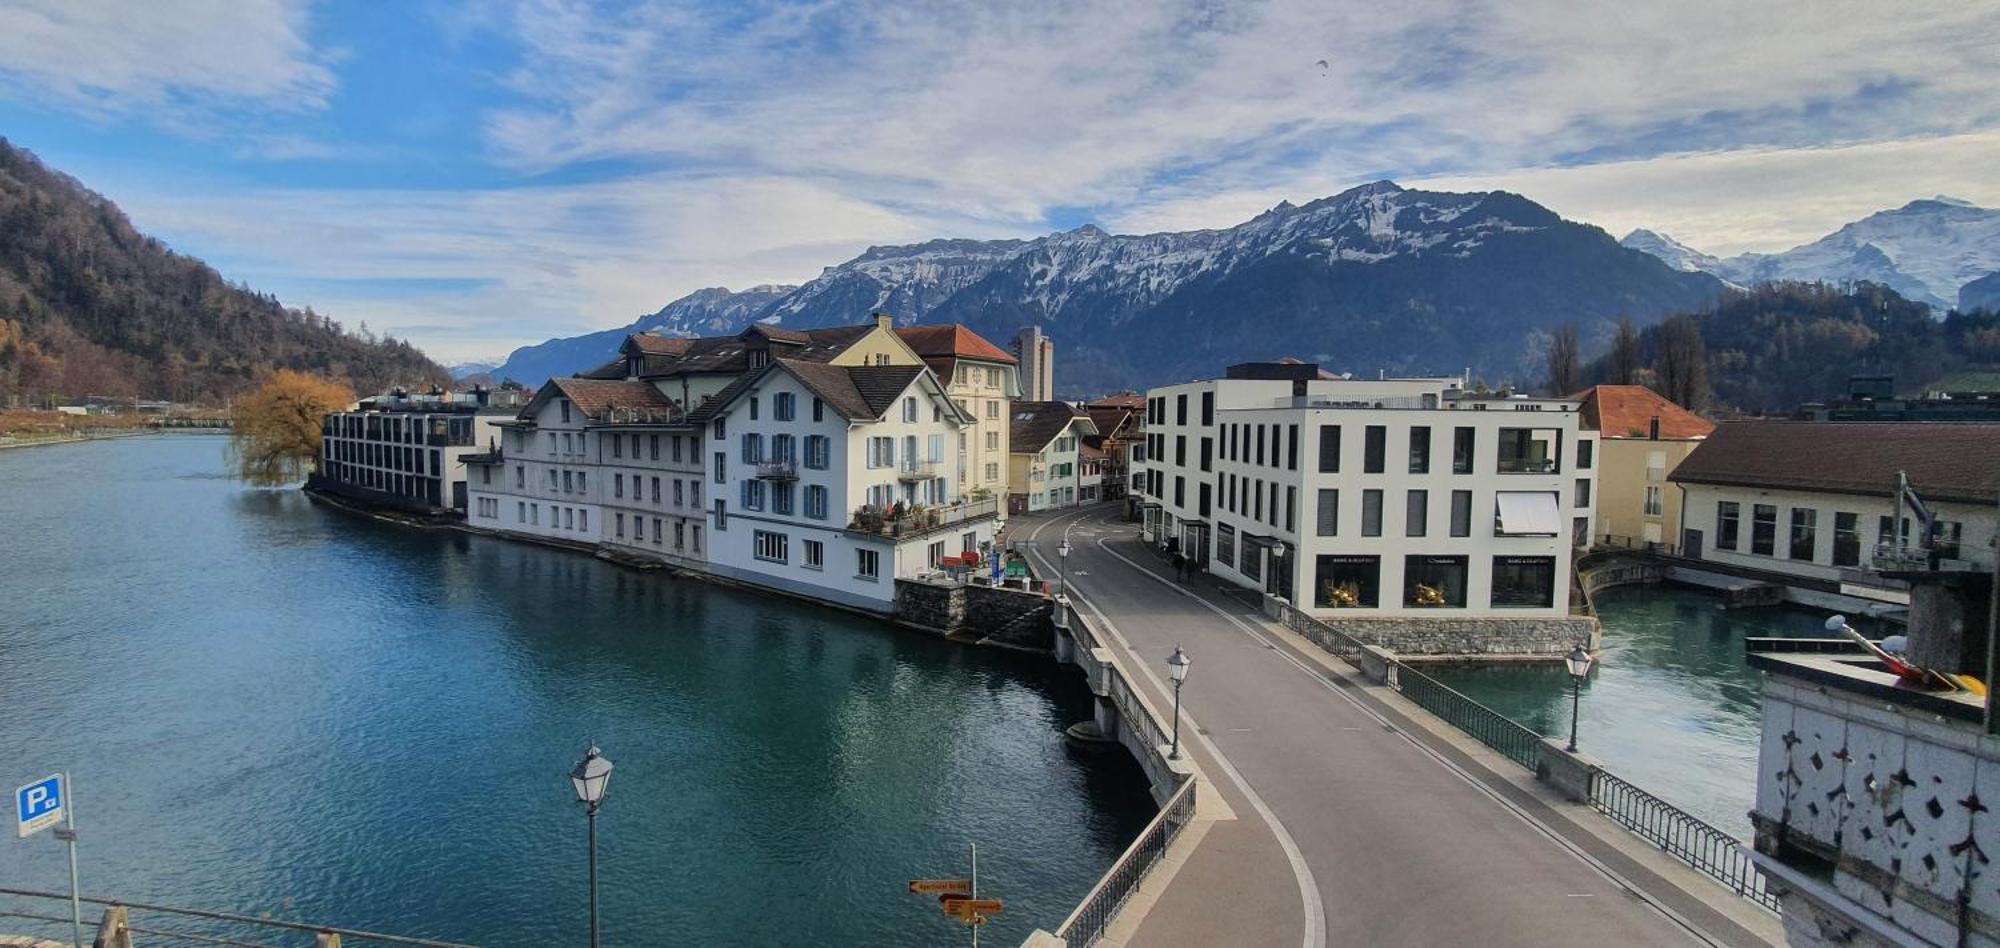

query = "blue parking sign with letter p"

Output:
[[16, 774, 64, 838]]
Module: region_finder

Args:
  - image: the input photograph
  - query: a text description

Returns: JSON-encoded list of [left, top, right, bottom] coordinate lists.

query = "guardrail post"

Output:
[[1357, 646, 1395, 685], [1534, 738, 1602, 803], [92, 905, 131, 948]]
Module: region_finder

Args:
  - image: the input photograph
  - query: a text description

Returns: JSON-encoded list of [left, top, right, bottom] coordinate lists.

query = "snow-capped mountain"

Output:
[[1619, 229, 1723, 274], [497, 181, 1722, 392], [1624, 198, 2000, 310], [1962, 271, 2000, 312], [490, 284, 793, 385], [446, 360, 499, 380]]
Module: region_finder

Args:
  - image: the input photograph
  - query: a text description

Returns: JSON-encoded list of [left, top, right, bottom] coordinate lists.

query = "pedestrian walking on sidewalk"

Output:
[[1172, 551, 1188, 583]]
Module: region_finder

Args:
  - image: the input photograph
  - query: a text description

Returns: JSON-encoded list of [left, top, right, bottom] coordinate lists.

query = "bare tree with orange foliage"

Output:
[[229, 371, 355, 486]]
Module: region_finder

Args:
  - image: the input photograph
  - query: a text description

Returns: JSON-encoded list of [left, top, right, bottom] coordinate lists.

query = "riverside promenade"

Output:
[[1015, 506, 1785, 948]]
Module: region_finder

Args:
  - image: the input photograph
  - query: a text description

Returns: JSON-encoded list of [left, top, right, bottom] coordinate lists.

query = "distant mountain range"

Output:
[[493, 181, 1723, 394], [1621, 197, 2000, 311]]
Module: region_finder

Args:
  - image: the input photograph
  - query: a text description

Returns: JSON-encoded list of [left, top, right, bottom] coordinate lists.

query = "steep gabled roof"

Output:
[[522, 377, 680, 422], [1085, 392, 1145, 411], [1084, 405, 1137, 441], [1010, 401, 1098, 454], [687, 360, 938, 425], [1670, 421, 2000, 504], [625, 334, 693, 356], [1574, 385, 1713, 440], [894, 325, 1017, 364]]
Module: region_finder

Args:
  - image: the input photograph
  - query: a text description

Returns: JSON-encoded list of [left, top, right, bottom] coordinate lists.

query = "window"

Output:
[[1577, 479, 1593, 509], [612, 436, 622, 459], [712, 417, 726, 440], [515, 466, 525, 489], [576, 472, 586, 493], [1287, 425, 1299, 471], [742, 432, 763, 463], [806, 486, 828, 520], [1406, 490, 1428, 537], [564, 507, 575, 529], [774, 392, 795, 421], [563, 470, 574, 492], [1174, 435, 1187, 467], [805, 435, 830, 469], [1716, 502, 1740, 551], [985, 401, 997, 419], [1255, 425, 1266, 466], [1833, 512, 1861, 567], [1215, 524, 1237, 568], [856, 548, 880, 580], [1643, 485, 1663, 517], [1403, 555, 1468, 608], [1200, 437, 1212, 472], [1577, 440, 1594, 470], [1318, 425, 1341, 473], [1173, 476, 1185, 508], [518, 501, 526, 522], [985, 431, 998, 452], [1361, 489, 1383, 537], [614, 473, 625, 499], [903, 397, 919, 422], [772, 482, 794, 516], [813, 398, 824, 422], [1408, 427, 1431, 474], [560, 399, 571, 424], [754, 530, 789, 563], [749, 396, 759, 421], [714, 452, 727, 483], [1491, 557, 1556, 608], [742, 479, 766, 510], [1496, 428, 1559, 473], [1752, 504, 1777, 556], [652, 517, 662, 544], [1315, 555, 1380, 608], [1450, 490, 1472, 537], [1286, 485, 1297, 532], [803, 539, 824, 570], [868, 437, 894, 468], [674, 480, 685, 507], [1201, 391, 1214, 426], [1363, 426, 1386, 473], [928, 540, 946, 568], [1316, 489, 1338, 536], [1176, 394, 1188, 426], [578, 509, 588, 532], [651, 477, 661, 503], [651, 435, 660, 461], [714, 499, 728, 530], [1452, 427, 1474, 474], [1199, 483, 1212, 518], [1790, 508, 1817, 561], [615, 512, 625, 538]]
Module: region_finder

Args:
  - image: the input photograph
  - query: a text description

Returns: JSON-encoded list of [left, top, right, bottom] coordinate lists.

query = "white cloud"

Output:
[[0, 0, 334, 124]]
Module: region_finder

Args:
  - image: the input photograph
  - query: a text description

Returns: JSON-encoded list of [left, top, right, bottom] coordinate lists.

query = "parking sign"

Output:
[[16, 774, 64, 838]]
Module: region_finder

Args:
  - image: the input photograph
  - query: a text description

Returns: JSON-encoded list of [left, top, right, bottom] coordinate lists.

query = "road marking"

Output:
[[1025, 508, 1327, 948], [1072, 508, 1725, 947]]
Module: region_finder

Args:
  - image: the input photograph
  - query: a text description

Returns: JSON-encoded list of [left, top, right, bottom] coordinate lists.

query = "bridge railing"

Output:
[[1271, 603, 1778, 914], [0, 886, 475, 947], [1052, 778, 1197, 948]]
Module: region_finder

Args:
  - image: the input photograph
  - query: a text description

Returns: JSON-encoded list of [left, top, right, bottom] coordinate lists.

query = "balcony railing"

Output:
[[847, 497, 998, 537], [755, 459, 797, 480], [895, 458, 941, 480], [1496, 456, 1557, 474]]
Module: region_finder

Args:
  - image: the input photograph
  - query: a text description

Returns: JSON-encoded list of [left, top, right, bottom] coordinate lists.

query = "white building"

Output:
[[1009, 401, 1098, 514], [1136, 362, 1595, 620], [1672, 421, 1999, 605], [318, 389, 511, 514]]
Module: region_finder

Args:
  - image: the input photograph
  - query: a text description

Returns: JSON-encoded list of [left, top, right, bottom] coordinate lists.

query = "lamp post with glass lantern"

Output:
[[1563, 645, 1594, 753], [1270, 544, 1286, 601], [570, 745, 614, 948], [1057, 538, 1073, 595], [1167, 646, 1191, 760]]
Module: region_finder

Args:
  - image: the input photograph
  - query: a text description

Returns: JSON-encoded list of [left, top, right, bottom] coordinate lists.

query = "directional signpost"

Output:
[[910, 844, 1003, 946], [16, 773, 82, 948]]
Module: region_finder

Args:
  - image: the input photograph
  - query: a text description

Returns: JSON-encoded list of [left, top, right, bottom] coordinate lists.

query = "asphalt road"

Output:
[[1017, 505, 1757, 948]]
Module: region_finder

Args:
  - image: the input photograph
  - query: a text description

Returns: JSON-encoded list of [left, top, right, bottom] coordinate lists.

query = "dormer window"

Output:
[[560, 399, 571, 423], [749, 350, 769, 369]]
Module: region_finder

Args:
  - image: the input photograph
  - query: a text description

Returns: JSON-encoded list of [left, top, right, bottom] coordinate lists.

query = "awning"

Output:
[[1494, 491, 1562, 536]]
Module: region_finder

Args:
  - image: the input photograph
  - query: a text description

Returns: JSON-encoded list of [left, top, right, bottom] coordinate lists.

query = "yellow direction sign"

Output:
[[942, 898, 1004, 920], [909, 879, 974, 895]]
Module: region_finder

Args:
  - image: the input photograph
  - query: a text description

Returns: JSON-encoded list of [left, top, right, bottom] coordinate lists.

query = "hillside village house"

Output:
[[1079, 442, 1106, 503], [1009, 402, 1098, 513], [894, 324, 1021, 507], [1671, 422, 2000, 604], [1573, 384, 1713, 553], [1083, 393, 1144, 502], [1136, 362, 1596, 621], [317, 389, 514, 515], [461, 315, 1007, 613]]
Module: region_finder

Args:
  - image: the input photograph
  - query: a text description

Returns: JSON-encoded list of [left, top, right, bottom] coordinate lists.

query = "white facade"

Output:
[[1679, 484, 1996, 588], [592, 427, 709, 567], [465, 398, 606, 545], [1137, 369, 1594, 618], [704, 366, 998, 612]]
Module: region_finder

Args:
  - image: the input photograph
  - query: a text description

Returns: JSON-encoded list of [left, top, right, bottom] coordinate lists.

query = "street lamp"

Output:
[[1057, 538, 1073, 594], [1269, 544, 1286, 600], [1563, 645, 1594, 753], [1167, 646, 1192, 760], [570, 745, 614, 948]]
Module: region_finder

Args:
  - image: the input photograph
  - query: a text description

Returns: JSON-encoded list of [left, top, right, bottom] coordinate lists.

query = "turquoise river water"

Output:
[[0, 436, 1155, 946]]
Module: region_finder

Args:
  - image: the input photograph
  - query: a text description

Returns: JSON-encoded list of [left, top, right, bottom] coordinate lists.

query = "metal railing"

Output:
[[0, 886, 476, 947], [1590, 771, 1779, 911], [1388, 663, 1543, 770], [1108, 663, 1170, 754], [1053, 778, 1197, 948]]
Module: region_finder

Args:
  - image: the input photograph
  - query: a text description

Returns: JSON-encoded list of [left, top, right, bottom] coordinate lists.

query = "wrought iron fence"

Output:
[[1387, 663, 1544, 771], [0, 886, 476, 947], [1054, 778, 1197, 948], [1590, 771, 1780, 911], [1277, 605, 1365, 663], [1109, 655, 1171, 753]]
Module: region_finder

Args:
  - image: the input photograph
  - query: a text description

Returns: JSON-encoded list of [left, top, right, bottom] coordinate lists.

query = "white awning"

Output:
[[1494, 491, 1562, 537]]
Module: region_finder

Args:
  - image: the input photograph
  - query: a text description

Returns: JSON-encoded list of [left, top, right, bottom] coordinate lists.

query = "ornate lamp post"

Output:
[[570, 746, 614, 948], [1563, 645, 1594, 753], [1269, 544, 1286, 600], [1167, 646, 1191, 760], [1057, 538, 1073, 594]]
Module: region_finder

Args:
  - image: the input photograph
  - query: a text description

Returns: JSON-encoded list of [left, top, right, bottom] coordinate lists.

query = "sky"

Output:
[[2, 0, 1998, 364]]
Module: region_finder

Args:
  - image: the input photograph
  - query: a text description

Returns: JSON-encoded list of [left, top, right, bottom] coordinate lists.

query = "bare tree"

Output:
[[1653, 314, 1710, 409], [1610, 317, 1641, 385], [1545, 323, 1581, 395]]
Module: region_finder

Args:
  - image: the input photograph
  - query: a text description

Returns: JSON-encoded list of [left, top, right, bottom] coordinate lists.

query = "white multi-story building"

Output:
[[317, 389, 512, 514], [895, 324, 1022, 503], [1671, 421, 1999, 605], [1136, 362, 1595, 620], [1009, 401, 1097, 514]]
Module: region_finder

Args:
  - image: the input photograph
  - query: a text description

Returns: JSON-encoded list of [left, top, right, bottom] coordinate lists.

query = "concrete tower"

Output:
[[1014, 326, 1054, 402]]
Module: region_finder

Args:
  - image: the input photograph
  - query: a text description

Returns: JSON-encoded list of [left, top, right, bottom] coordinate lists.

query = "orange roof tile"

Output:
[[894, 325, 1017, 364], [1574, 385, 1714, 440]]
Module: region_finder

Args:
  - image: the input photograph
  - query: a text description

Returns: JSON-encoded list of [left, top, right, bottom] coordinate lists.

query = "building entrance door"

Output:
[[1682, 529, 1703, 559]]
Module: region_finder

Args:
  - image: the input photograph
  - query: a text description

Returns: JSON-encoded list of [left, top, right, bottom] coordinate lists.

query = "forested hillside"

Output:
[[1594, 282, 2000, 412], [0, 138, 446, 405]]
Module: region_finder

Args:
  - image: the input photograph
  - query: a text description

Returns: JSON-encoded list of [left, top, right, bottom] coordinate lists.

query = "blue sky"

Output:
[[3, 0, 1998, 363]]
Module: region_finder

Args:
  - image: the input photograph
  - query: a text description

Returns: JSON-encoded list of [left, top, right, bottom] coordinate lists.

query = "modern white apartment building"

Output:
[[457, 316, 1003, 614], [317, 389, 512, 514], [1671, 421, 1999, 603], [896, 324, 1021, 503], [1135, 362, 1596, 620], [1009, 402, 1098, 514]]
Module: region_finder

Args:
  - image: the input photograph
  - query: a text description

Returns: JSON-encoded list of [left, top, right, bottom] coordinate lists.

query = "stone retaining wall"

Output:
[[894, 578, 1054, 651], [1315, 614, 1599, 657]]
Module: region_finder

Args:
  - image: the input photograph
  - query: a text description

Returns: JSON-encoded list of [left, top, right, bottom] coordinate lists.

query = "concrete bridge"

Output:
[[1014, 505, 1785, 948]]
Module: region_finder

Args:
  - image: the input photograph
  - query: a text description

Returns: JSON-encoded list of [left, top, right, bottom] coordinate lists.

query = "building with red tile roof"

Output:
[[1571, 384, 1711, 552]]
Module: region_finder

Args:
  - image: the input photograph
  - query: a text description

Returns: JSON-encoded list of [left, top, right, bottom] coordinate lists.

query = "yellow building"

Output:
[[1575, 384, 1713, 553], [895, 324, 1021, 504]]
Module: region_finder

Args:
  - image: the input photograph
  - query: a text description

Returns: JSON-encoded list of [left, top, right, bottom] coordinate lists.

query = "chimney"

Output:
[[875, 312, 893, 331], [1649, 415, 1661, 440]]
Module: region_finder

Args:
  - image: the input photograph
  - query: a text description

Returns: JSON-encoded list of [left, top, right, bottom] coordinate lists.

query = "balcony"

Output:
[[847, 497, 998, 538], [896, 459, 941, 481], [755, 459, 797, 480]]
